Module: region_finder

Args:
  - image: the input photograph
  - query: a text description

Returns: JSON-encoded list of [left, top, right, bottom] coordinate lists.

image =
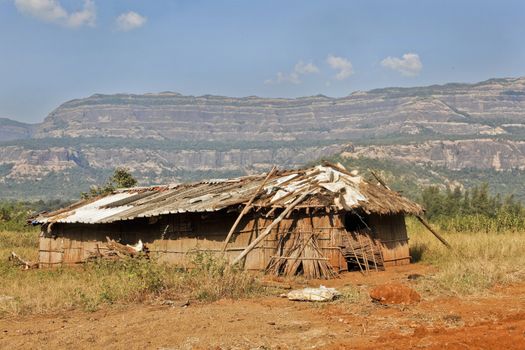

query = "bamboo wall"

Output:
[[39, 210, 410, 270], [368, 213, 410, 266]]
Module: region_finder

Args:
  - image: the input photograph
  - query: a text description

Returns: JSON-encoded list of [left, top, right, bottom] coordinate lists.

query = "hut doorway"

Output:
[[341, 212, 385, 273]]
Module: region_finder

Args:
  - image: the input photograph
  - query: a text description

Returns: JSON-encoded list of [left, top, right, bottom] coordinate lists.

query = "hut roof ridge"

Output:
[[33, 163, 422, 224]]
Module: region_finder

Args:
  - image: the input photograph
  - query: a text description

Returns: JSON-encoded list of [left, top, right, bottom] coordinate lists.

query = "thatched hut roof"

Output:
[[33, 163, 422, 225]]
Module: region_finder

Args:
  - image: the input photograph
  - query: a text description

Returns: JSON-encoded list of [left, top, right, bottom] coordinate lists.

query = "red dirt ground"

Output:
[[1, 264, 524, 349]]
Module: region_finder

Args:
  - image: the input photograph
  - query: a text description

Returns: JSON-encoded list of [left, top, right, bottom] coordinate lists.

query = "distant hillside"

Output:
[[1, 77, 525, 200], [33, 77, 525, 141], [0, 118, 38, 142]]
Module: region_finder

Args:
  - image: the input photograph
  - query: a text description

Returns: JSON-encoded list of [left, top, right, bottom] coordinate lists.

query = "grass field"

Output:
[[1, 219, 525, 316], [407, 218, 525, 295]]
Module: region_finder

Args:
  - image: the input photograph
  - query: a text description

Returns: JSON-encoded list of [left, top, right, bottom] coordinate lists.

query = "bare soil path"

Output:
[[1, 265, 524, 349]]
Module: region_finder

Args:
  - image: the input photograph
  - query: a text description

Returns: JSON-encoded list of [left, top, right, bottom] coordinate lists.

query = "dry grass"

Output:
[[0, 231, 261, 316], [0, 229, 39, 261], [407, 218, 525, 295], [2, 220, 525, 316]]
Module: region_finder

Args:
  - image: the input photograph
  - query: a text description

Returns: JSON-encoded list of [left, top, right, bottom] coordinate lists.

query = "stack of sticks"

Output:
[[85, 237, 149, 262], [340, 230, 384, 274], [266, 233, 338, 279], [9, 251, 38, 270]]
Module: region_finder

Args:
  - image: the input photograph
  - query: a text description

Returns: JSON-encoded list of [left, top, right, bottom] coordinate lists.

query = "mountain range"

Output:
[[1, 77, 525, 200]]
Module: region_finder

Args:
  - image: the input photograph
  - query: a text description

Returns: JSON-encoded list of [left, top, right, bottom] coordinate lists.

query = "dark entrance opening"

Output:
[[343, 211, 369, 232], [341, 211, 384, 272]]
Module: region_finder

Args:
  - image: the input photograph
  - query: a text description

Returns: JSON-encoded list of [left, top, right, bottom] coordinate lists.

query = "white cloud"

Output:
[[381, 53, 422, 76], [294, 61, 319, 75], [326, 55, 353, 80], [66, 0, 95, 28], [116, 11, 147, 32], [265, 60, 319, 85], [14, 0, 96, 28]]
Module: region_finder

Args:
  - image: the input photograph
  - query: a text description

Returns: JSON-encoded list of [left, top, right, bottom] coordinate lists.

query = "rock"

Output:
[[369, 283, 421, 305], [443, 314, 462, 324], [407, 273, 424, 280]]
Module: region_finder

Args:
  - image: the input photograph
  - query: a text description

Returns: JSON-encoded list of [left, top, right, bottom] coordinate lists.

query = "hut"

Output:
[[32, 162, 422, 278]]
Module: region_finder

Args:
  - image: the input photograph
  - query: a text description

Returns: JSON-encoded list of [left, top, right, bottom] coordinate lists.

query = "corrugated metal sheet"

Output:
[[33, 163, 423, 225], [54, 192, 136, 224]]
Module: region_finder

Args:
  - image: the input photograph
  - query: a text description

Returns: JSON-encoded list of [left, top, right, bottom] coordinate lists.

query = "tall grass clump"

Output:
[[0, 230, 39, 261], [408, 218, 525, 295], [180, 251, 261, 301], [0, 231, 261, 317], [0, 257, 177, 315]]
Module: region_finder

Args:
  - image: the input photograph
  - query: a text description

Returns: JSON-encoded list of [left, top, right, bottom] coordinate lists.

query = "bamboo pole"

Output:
[[348, 236, 365, 275], [416, 215, 452, 249], [369, 169, 391, 190], [221, 166, 276, 252], [367, 234, 379, 272], [357, 234, 370, 273], [287, 233, 314, 274], [231, 189, 312, 266]]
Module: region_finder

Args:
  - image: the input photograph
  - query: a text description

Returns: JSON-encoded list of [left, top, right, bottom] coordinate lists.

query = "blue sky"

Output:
[[1, 0, 524, 123]]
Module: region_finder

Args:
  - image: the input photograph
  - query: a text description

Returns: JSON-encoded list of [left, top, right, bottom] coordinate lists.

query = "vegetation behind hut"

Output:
[[420, 184, 525, 233], [81, 167, 138, 199]]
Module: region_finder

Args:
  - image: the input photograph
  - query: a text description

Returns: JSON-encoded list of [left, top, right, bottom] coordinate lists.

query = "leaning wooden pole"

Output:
[[221, 166, 277, 252], [416, 215, 452, 249], [368, 169, 391, 190], [369, 168, 452, 249], [231, 189, 312, 266]]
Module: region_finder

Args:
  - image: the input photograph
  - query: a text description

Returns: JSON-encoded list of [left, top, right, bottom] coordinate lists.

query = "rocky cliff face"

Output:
[[0, 143, 346, 181], [1, 77, 525, 199], [33, 77, 525, 141], [344, 139, 525, 171]]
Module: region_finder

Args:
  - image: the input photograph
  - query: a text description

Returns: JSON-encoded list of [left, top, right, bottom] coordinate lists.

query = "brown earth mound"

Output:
[[369, 283, 421, 305]]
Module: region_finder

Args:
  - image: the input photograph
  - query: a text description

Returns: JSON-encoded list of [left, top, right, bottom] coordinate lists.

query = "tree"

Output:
[[81, 167, 137, 199], [109, 167, 138, 189], [421, 186, 446, 219]]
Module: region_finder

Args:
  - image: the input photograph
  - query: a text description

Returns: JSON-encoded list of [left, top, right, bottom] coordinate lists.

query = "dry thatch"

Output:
[[32, 162, 422, 225]]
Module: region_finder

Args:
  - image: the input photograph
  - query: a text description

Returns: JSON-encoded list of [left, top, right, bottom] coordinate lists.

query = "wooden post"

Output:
[[221, 166, 276, 252], [369, 169, 391, 190], [231, 189, 312, 266], [416, 215, 452, 249]]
